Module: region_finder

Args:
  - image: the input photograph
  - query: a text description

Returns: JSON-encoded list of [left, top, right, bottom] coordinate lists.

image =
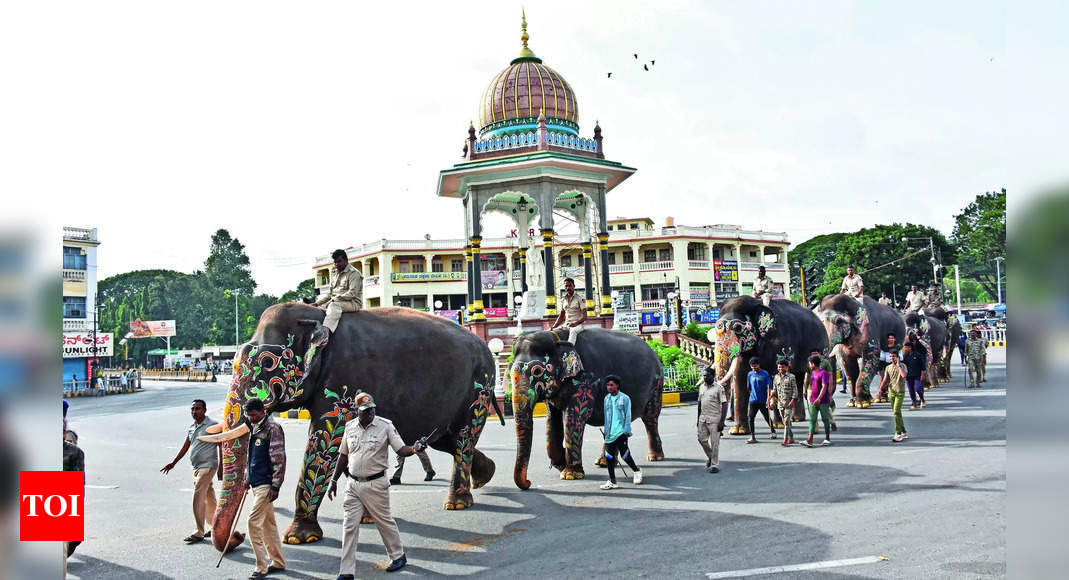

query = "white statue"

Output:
[[526, 245, 545, 289]]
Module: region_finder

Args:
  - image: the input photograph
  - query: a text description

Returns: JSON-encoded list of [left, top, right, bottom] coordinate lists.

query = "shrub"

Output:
[[682, 321, 710, 343]]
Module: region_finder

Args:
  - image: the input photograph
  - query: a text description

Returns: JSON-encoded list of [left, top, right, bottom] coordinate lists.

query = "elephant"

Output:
[[508, 327, 664, 488], [203, 304, 503, 552], [816, 294, 905, 407], [903, 311, 948, 389], [943, 317, 964, 380], [713, 296, 829, 434]]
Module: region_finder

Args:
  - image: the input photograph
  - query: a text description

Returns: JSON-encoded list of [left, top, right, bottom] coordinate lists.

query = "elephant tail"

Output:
[[492, 390, 506, 426]]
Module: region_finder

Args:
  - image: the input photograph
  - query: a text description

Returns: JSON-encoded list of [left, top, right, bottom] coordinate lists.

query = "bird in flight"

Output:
[[607, 72, 613, 78], [633, 53, 638, 59], [650, 60, 655, 66], [643, 64, 649, 71]]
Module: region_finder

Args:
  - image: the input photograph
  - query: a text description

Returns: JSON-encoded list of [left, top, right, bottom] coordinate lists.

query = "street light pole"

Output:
[[991, 257, 1004, 304], [233, 290, 239, 346], [955, 265, 962, 316]]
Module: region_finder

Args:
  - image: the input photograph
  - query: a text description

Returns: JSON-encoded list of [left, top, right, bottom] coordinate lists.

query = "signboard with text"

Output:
[[484, 307, 509, 318], [481, 270, 509, 289], [713, 260, 738, 282], [392, 272, 465, 282], [613, 311, 641, 333], [62, 333, 113, 358], [129, 319, 176, 338]]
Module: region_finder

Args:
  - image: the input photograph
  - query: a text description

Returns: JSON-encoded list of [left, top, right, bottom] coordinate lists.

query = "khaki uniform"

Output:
[[696, 380, 725, 468], [752, 275, 775, 307], [338, 416, 406, 574], [878, 296, 892, 307], [905, 290, 926, 313], [554, 292, 586, 341], [391, 450, 433, 482], [965, 337, 987, 386], [840, 274, 864, 300], [926, 287, 943, 308], [315, 263, 363, 332], [772, 372, 798, 440]]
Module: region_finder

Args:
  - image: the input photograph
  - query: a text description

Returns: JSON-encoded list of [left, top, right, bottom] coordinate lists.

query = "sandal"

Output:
[[183, 534, 205, 543]]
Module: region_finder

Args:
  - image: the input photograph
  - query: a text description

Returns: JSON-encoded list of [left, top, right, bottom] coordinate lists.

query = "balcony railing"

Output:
[[608, 264, 634, 274], [688, 260, 710, 269], [63, 227, 97, 242], [607, 225, 789, 243], [62, 269, 86, 282], [639, 260, 674, 271], [390, 272, 466, 282], [364, 275, 381, 286], [63, 319, 88, 331], [637, 299, 665, 310]]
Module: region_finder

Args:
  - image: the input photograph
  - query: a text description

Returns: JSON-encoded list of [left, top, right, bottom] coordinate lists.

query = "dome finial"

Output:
[[513, 8, 538, 62]]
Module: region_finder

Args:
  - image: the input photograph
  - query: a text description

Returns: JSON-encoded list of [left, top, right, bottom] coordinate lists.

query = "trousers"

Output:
[[889, 390, 906, 435], [340, 477, 403, 574], [747, 402, 773, 436], [778, 405, 794, 441], [906, 378, 925, 405], [968, 359, 983, 385], [192, 467, 217, 536], [247, 485, 285, 574], [697, 420, 721, 468], [321, 300, 360, 332], [605, 435, 639, 483], [392, 450, 433, 480], [807, 402, 831, 438]]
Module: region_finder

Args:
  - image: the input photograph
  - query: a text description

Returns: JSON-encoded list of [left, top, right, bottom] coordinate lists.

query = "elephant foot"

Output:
[[444, 493, 473, 510], [730, 425, 750, 435], [471, 453, 496, 489], [860, 401, 871, 409], [282, 516, 323, 545], [647, 453, 664, 462], [594, 456, 607, 467], [560, 468, 585, 480], [847, 400, 856, 408]]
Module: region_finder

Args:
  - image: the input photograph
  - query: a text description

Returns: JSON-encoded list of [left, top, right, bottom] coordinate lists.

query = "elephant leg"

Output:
[[445, 387, 491, 510], [283, 406, 350, 544], [471, 448, 495, 489], [730, 363, 750, 435], [843, 356, 860, 407], [547, 404, 566, 472], [858, 350, 878, 406], [642, 378, 665, 461], [791, 371, 806, 421], [561, 380, 595, 479]]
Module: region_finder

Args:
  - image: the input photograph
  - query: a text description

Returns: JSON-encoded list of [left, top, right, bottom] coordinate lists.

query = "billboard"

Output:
[[481, 270, 509, 289], [613, 311, 641, 333], [713, 260, 738, 282], [62, 332, 113, 358], [129, 319, 176, 338]]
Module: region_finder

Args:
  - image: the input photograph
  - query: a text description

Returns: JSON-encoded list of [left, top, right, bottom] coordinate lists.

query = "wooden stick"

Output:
[[216, 487, 249, 568]]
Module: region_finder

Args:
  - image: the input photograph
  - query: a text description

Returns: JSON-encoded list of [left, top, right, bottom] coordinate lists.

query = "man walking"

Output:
[[329, 392, 427, 577], [390, 449, 435, 485], [804, 348, 838, 432], [801, 355, 833, 448], [244, 399, 286, 580], [957, 328, 968, 365], [312, 249, 363, 348], [696, 367, 726, 473], [745, 357, 776, 443], [878, 351, 909, 442], [965, 329, 987, 388], [552, 278, 587, 342], [600, 375, 642, 489], [752, 266, 775, 307], [840, 266, 864, 300], [771, 360, 797, 446], [901, 342, 927, 409], [160, 399, 221, 544]]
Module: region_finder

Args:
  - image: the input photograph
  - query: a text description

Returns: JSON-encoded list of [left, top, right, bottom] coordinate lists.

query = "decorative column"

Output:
[[598, 232, 612, 315], [519, 251, 528, 292], [471, 236, 485, 321], [464, 245, 474, 321], [542, 229, 556, 317], [582, 241, 595, 317]]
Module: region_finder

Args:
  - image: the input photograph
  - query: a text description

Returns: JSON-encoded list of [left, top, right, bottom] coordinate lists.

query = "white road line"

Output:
[[704, 555, 886, 579], [736, 463, 800, 472]]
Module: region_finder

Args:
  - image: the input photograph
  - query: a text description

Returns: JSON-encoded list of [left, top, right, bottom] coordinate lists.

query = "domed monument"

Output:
[[436, 11, 635, 331]]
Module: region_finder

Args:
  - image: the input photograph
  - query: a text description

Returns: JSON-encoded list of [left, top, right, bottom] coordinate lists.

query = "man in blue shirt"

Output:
[[600, 375, 643, 490], [745, 357, 777, 443]]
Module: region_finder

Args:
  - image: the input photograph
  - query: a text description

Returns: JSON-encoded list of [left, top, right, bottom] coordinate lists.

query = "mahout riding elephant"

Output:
[[509, 327, 664, 488], [816, 294, 905, 408], [903, 311, 948, 389], [202, 304, 502, 552], [714, 296, 829, 434]]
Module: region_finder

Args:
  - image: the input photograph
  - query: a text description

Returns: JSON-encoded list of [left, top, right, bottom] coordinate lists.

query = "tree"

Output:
[[793, 224, 955, 306], [203, 229, 256, 296], [951, 189, 1006, 301], [788, 232, 846, 306], [279, 278, 316, 304]]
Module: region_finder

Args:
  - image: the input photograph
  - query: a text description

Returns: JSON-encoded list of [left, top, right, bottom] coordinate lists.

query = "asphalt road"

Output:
[[64, 349, 1006, 579]]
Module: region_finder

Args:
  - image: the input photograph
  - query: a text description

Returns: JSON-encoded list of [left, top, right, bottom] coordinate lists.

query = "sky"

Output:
[[3, 1, 1065, 296]]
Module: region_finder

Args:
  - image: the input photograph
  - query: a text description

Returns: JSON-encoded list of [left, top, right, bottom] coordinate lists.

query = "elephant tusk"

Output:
[[204, 424, 224, 435], [198, 423, 249, 443]]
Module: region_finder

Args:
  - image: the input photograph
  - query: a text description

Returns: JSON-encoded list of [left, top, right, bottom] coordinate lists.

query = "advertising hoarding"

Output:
[[62, 333, 113, 358], [129, 319, 176, 338]]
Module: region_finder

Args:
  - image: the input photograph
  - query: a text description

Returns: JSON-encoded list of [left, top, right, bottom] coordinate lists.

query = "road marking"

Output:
[[736, 463, 800, 472], [704, 555, 886, 578], [86, 485, 119, 489]]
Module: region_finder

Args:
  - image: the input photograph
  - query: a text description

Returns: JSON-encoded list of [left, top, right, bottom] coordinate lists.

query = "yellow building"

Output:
[[312, 217, 789, 320]]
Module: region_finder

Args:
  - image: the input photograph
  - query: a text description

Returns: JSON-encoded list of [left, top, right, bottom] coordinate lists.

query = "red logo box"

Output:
[[20, 471, 84, 541]]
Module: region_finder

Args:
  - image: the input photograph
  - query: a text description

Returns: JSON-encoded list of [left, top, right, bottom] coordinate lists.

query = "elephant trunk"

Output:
[[511, 370, 533, 490], [210, 372, 251, 552]]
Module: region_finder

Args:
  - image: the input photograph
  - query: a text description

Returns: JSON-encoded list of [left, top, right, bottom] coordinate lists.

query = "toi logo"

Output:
[[20, 471, 84, 541]]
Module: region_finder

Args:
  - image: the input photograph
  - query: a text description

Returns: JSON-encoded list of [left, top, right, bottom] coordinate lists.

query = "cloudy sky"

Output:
[[4, 1, 1064, 295]]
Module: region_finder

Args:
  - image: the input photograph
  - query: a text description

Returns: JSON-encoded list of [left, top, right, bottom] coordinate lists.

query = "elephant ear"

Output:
[[555, 342, 585, 380], [753, 306, 776, 339]]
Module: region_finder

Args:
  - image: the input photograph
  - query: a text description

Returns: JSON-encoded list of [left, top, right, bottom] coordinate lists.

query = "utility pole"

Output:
[[234, 291, 239, 346], [797, 265, 807, 307], [955, 265, 962, 318], [992, 257, 1004, 304]]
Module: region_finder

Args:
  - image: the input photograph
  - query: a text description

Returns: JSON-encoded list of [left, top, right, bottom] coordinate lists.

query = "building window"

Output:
[[643, 250, 657, 263], [749, 251, 758, 258], [561, 255, 573, 267], [623, 250, 634, 264], [630, 223, 639, 229], [640, 284, 673, 301], [63, 296, 86, 319], [713, 248, 722, 259], [607, 252, 616, 265], [451, 259, 463, 272], [63, 246, 87, 270], [658, 248, 672, 262], [513, 256, 521, 270], [411, 261, 425, 273], [687, 245, 707, 260]]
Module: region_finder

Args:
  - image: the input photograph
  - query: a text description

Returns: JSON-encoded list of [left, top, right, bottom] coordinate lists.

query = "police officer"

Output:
[[840, 266, 864, 300], [904, 285, 926, 313], [328, 393, 428, 578], [752, 266, 775, 307], [965, 329, 987, 388]]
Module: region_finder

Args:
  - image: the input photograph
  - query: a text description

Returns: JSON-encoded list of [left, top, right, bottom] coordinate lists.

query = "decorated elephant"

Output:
[[943, 317, 964, 380], [816, 294, 905, 407], [509, 327, 664, 488], [203, 304, 502, 552], [903, 311, 948, 389], [713, 296, 829, 434]]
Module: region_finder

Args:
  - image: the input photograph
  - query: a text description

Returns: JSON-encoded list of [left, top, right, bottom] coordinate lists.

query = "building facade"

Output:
[[312, 217, 789, 323], [62, 226, 107, 382]]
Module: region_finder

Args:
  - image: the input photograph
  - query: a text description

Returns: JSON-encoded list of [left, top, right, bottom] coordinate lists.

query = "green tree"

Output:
[[788, 232, 846, 306], [951, 189, 1006, 301], [279, 278, 316, 303], [203, 229, 256, 296]]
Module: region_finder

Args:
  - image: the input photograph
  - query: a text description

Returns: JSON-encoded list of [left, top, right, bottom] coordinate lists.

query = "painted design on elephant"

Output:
[[560, 349, 583, 378], [857, 337, 881, 401], [757, 311, 774, 335], [777, 346, 795, 366], [447, 380, 493, 508], [234, 343, 308, 408], [562, 374, 595, 475], [294, 386, 357, 518]]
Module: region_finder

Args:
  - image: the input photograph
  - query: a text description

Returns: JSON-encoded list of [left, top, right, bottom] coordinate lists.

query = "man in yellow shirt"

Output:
[[313, 249, 363, 346]]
